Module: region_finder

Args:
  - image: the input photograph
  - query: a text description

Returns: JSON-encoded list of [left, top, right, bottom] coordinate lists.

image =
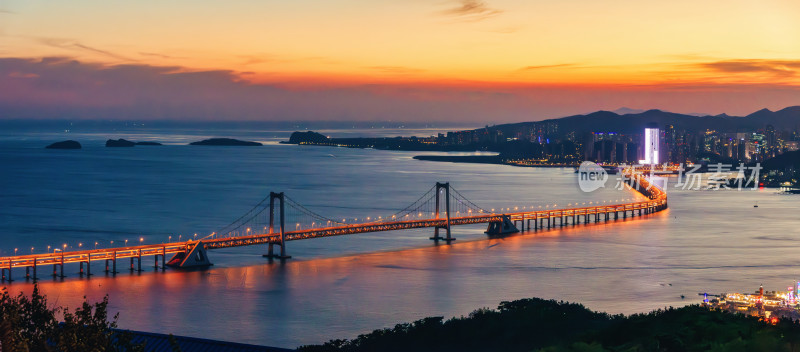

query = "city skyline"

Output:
[[1, 0, 799, 122]]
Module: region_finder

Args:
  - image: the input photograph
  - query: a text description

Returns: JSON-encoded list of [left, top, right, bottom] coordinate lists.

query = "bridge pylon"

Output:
[[430, 182, 455, 243], [264, 192, 291, 259]]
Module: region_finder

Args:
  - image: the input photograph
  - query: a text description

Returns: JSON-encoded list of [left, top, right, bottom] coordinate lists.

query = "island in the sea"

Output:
[[106, 139, 163, 147], [45, 140, 82, 149], [189, 138, 262, 146], [135, 141, 162, 146]]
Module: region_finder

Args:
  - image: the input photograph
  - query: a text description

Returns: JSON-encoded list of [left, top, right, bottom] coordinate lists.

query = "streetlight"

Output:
[[125, 239, 128, 246], [95, 242, 98, 249], [78, 243, 82, 248], [31, 247, 34, 254], [14, 248, 17, 256], [47, 245, 51, 253], [168, 236, 172, 243], [140, 237, 144, 244], [63, 244, 67, 252]]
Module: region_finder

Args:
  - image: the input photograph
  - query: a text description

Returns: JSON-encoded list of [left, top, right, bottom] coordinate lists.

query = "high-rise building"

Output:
[[664, 124, 676, 163], [641, 125, 660, 165]]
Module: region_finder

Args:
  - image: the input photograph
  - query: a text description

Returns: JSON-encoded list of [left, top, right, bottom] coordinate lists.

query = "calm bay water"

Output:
[[1, 127, 798, 348]]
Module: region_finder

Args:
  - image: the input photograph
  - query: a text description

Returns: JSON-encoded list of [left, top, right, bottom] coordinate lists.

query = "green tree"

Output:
[[0, 284, 144, 352]]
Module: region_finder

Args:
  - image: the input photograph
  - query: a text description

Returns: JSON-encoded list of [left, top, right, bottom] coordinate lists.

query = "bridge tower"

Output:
[[264, 192, 291, 259], [430, 182, 455, 243]]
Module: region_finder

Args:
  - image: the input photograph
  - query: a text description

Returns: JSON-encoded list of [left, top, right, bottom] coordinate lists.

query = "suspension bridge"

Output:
[[0, 171, 666, 282]]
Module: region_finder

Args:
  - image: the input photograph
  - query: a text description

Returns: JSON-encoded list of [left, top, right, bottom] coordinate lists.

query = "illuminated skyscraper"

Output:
[[642, 125, 660, 165]]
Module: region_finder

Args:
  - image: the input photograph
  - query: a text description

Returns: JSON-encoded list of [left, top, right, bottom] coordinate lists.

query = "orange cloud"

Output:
[[437, 0, 503, 22], [700, 59, 800, 76]]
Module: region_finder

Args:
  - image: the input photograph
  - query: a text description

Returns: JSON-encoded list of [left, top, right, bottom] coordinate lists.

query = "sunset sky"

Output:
[[1, 0, 799, 122]]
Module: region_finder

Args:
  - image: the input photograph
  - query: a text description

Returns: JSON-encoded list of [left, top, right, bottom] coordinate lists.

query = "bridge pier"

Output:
[[52, 264, 64, 278], [2, 267, 12, 282], [105, 255, 118, 274], [86, 254, 92, 276], [83, 259, 92, 277], [50, 254, 65, 278], [166, 241, 212, 268], [265, 242, 290, 259], [264, 192, 292, 259], [485, 215, 519, 236], [129, 255, 144, 272]]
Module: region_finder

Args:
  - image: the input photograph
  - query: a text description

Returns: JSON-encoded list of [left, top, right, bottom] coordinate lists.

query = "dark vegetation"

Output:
[[299, 298, 800, 352], [0, 285, 145, 351]]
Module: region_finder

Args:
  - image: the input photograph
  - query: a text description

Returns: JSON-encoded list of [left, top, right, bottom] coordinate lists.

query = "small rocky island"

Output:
[[189, 138, 262, 146], [106, 139, 162, 147], [286, 131, 329, 144], [45, 140, 82, 149], [106, 139, 136, 147]]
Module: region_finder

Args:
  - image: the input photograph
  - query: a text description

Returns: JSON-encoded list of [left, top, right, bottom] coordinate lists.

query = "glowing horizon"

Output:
[[1, 0, 799, 121]]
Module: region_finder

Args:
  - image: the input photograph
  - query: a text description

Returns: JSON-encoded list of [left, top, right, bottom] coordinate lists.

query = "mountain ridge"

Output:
[[483, 106, 800, 136]]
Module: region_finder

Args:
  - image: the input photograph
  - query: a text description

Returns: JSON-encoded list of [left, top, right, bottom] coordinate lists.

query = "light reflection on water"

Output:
[[1, 130, 798, 347]]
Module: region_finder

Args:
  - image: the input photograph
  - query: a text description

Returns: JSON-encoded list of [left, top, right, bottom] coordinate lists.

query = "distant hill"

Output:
[[485, 106, 800, 136], [611, 107, 646, 115]]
